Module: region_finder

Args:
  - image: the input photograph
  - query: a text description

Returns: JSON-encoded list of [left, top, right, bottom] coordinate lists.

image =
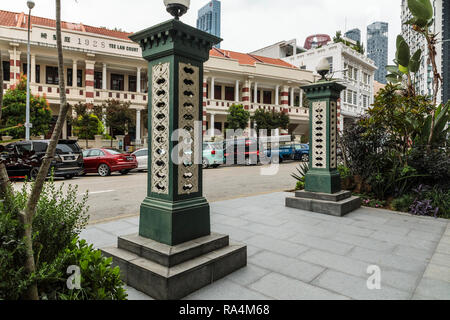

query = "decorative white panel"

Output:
[[312, 101, 327, 169], [178, 63, 199, 195], [151, 62, 170, 194], [330, 101, 337, 169]]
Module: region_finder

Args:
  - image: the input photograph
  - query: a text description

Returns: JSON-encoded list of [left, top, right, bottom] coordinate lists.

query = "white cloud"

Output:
[[1, 0, 401, 63]]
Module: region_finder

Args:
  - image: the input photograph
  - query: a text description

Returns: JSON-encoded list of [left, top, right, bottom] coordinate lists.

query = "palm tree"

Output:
[[21, 0, 71, 300]]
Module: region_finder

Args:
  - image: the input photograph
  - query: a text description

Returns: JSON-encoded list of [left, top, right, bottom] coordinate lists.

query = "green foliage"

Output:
[[252, 108, 290, 134], [358, 194, 386, 209], [226, 104, 250, 131], [406, 0, 434, 28], [333, 31, 365, 54], [1, 76, 52, 138], [415, 102, 450, 146], [295, 180, 305, 191], [391, 194, 415, 212], [338, 164, 351, 179], [291, 162, 309, 182], [72, 104, 105, 141], [58, 238, 127, 300], [102, 99, 134, 138]]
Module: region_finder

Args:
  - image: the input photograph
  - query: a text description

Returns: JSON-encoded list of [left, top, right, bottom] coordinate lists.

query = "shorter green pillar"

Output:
[[302, 81, 345, 194]]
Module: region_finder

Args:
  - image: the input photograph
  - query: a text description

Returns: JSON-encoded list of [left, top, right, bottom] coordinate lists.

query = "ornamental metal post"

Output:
[[286, 59, 361, 216], [102, 3, 247, 300]]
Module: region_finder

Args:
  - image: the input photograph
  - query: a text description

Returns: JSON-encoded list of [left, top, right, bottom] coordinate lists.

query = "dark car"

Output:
[[292, 144, 310, 162], [1, 140, 84, 180], [82, 148, 138, 177], [223, 138, 261, 166]]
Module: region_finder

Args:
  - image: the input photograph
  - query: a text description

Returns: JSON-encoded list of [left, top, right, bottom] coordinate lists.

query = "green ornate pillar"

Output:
[[102, 16, 246, 300], [286, 65, 361, 216], [130, 19, 218, 246]]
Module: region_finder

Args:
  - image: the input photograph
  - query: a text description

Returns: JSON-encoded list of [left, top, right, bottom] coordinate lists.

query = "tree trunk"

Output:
[[22, 0, 69, 300]]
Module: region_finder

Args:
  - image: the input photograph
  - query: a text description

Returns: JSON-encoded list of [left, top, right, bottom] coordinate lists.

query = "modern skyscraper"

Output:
[[345, 28, 361, 43], [367, 22, 388, 84], [401, 0, 448, 104], [196, 0, 221, 48]]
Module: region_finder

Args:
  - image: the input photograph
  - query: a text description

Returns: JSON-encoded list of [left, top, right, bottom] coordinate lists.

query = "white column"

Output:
[[235, 80, 239, 102], [102, 63, 107, 90], [210, 113, 215, 137], [31, 54, 36, 83], [290, 87, 295, 107], [137, 67, 141, 93], [72, 60, 77, 87], [300, 89, 303, 108], [136, 109, 141, 144], [275, 85, 280, 105], [254, 82, 258, 103], [210, 77, 215, 100]]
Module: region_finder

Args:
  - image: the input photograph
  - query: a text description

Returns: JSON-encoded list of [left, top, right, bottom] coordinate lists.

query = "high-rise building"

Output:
[[345, 28, 361, 43], [367, 22, 388, 84], [196, 0, 221, 48], [401, 0, 448, 104]]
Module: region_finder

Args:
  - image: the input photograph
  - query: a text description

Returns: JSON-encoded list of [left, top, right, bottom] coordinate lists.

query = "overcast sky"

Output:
[[1, 0, 401, 63]]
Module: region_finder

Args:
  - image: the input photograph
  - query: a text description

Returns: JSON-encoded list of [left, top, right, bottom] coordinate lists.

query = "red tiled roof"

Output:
[[210, 48, 298, 69], [0, 9, 132, 40]]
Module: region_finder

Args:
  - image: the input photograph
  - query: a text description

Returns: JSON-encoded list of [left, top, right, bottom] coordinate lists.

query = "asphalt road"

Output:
[[12, 162, 301, 223]]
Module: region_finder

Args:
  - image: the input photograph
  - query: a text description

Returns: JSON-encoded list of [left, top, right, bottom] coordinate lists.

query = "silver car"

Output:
[[132, 148, 148, 171]]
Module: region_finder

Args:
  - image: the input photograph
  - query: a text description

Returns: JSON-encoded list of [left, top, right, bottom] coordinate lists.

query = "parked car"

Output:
[[293, 144, 310, 162], [82, 148, 137, 177], [265, 143, 309, 163], [202, 142, 224, 169], [1, 140, 84, 180], [132, 148, 148, 171], [223, 138, 260, 166]]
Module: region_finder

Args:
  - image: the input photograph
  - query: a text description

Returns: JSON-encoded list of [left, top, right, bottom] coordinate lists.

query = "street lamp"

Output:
[[25, 0, 35, 141], [163, 0, 190, 20], [316, 57, 331, 80]]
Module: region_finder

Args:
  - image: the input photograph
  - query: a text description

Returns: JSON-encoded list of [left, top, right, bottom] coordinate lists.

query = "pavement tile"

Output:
[[226, 264, 271, 286], [312, 270, 410, 300], [332, 233, 396, 253], [407, 229, 445, 242], [414, 278, 450, 300], [79, 227, 117, 249], [185, 278, 271, 300], [440, 236, 450, 245], [430, 252, 450, 267], [370, 231, 438, 251], [246, 245, 264, 258], [348, 246, 428, 273], [249, 273, 350, 300], [250, 251, 325, 283], [122, 216, 139, 226], [289, 233, 354, 255], [283, 222, 339, 239], [351, 220, 411, 236], [96, 220, 137, 234], [317, 221, 374, 237], [240, 213, 288, 227], [245, 235, 309, 257], [125, 285, 153, 300], [423, 264, 450, 283], [298, 249, 368, 278], [436, 242, 450, 255], [211, 214, 251, 228], [393, 245, 434, 262], [211, 224, 254, 242], [239, 223, 298, 240]]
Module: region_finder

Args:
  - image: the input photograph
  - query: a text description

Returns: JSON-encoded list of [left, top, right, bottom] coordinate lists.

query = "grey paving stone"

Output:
[[423, 264, 450, 282], [185, 278, 271, 300], [386, 217, 446, 234], [407, 229, 445, 242], [239, 223, 298, 240], [283, 222, 339, 239], [298, 249, 368, 278], [289, 233, 354, 255], [211, 214, 251, 228], [430, 252, 450, 267], [79, 227, 117, 248], [317, 221, 374, 237], [95, 220, 137, 234], [246, 245, 263, 258], [250, 251, 325, 283], [378, 268, 421, 293], [370, 231, 438, 251], [393, 245, 434, 262], [245, 235, 309, 257], [312, 270, 410, 300], [414, 278, 450, 300], [348, 247, 428, 273], [112, 226, 139, 237], [351, 220, 411, 236], [122, 216, 139, 226], [241, 213, 288, 227], [346, 211, 391, 224], [125, 285, 153, 300], [436, 242, 450, 255], [332, 233, 396, 252], [440, 236, 450, 245], [211, 224, 254, 242], [226, 264, 271, 286], [249, 273, 350, 300]]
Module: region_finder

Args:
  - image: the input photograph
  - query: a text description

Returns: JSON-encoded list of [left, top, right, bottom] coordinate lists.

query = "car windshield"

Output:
[[56, 143, 80, 154], [105, 149, 125, 155]]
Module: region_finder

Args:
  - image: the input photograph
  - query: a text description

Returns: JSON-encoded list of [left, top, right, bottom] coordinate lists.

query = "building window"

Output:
[[35, 65, 40, 83], [46, 66, 59, 85], [128, 75, 137, 92], [94, 71, 102, 89], [263, 91, 272, 104], [353, 91, 357, 105], [225, 86, 234, 101], [326, 57, 333, 73], [214, 85, 221, 100], [77, 70, 83, 87], [111, 74, 124, 91], [2, 61, 10, 81]]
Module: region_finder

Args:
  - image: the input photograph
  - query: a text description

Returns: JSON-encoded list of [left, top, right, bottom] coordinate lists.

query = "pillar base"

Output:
[[305, 170, 341, 194], [286, 190, 361, 217], [101, 233, 247, 300], [139, 197, 211, 246]]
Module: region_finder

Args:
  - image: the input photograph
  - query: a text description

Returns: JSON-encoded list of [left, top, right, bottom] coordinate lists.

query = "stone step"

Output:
[[118, 233, 230, 267], [286, 195, 361, 217], [102, 240, 247, 300], [295, 190, 352, 202]]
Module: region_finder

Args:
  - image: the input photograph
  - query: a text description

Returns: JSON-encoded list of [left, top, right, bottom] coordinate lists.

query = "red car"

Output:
[[82, 148, 138, 177]]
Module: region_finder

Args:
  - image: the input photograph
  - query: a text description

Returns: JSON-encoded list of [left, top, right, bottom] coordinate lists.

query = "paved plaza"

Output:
[[81, 192, 450, 300]]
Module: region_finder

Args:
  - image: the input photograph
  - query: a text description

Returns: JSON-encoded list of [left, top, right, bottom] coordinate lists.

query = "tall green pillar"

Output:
[[129, 20, 220, 246], [102, 17, 247, 300], [286, 76, 361, 216], [303, 81, 344, 194]]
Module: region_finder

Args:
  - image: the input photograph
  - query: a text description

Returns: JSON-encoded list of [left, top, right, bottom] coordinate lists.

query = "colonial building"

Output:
[[0, 10, 316, 145]]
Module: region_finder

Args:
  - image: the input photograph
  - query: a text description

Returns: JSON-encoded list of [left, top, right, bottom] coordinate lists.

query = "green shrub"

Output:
[[338, 164, 351, 179], [424, 186, 450, 218], [295, 180, 305, 191], [391, 194, 415, 212]]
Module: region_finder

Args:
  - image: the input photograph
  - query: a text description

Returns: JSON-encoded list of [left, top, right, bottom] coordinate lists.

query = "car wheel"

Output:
[[29, 167, 39, 181], [301, 154, 309, 162], [97, 164, 111, 177], [202, 158, 209, 169], [120, 170, 130, 175], [64, 174, 74, 180], [279, 157, 284, 164]]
